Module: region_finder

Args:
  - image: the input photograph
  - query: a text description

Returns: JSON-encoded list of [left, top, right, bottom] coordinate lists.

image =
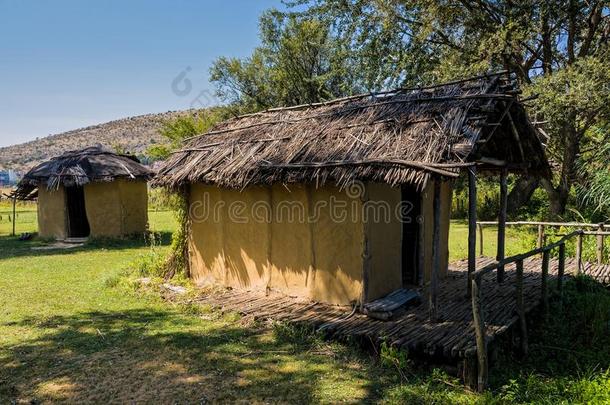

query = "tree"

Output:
[[147, 110, 226, 161], [210, 9, 360, 112], [576, 123, 610, 219], [286, 0, 610, 217]]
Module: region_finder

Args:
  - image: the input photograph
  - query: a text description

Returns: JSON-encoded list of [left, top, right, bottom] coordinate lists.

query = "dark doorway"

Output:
[[401, 184, 422, 286], [66, 186, 90, 238]]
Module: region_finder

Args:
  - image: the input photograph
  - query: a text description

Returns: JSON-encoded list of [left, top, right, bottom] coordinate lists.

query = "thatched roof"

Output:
[[154, 73, 549, 190], [14, 146, 154, 200]]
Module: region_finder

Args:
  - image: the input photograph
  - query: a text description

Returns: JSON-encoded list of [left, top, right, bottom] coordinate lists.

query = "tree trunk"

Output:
[[507, 176, 539, 215], [541, 119, 580, 218]]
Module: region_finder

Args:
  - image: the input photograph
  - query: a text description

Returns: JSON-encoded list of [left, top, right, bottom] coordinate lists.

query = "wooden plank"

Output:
[[496, 169, 508, 283], [468, 166, 477, 296], [364, 289, 419, 313], [477, 220, 610, 229], [590, 262, 605, 280]]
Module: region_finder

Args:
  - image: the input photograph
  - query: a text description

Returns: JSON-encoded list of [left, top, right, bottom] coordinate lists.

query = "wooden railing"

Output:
[[470, 230, 583, 392], [477, 221, 609, 265]]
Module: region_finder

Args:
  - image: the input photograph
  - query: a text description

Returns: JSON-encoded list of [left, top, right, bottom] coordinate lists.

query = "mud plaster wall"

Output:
[[420, 179, 453, 283], [365, 183, 403, 301], [84, 180, 148, 237], [188, 183, 364, 305], [117, 180, 149, 235], [37, 185, 67, 239]]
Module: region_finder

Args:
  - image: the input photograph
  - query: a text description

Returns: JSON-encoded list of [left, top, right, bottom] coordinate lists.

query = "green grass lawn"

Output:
[[0, 201, 37, 236], [448, 220, 537, 262], [0, 209, 410, 403], [1, 204, 609, 403]]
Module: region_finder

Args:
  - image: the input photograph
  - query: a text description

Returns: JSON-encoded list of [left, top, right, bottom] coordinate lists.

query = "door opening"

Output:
[[401, 184, 421, 286], [66, 186, 90, 238]]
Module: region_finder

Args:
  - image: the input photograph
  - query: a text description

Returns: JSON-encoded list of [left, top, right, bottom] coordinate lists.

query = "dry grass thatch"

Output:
[[14, 146, 154, 200], [154, 73, 549, 190]]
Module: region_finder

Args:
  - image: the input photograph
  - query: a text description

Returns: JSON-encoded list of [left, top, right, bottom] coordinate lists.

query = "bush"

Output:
[[123, 232, 166, 277], [380, 341, 411, 372], [491, 277, 610, 403], [272, 321, 321, 349]]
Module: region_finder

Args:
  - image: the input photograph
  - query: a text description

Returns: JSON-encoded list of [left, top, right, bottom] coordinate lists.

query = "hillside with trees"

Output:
[[0, 110, 204, 172]]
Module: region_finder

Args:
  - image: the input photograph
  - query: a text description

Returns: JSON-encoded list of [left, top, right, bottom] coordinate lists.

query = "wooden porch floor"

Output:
[[191, 256, 608, 362]]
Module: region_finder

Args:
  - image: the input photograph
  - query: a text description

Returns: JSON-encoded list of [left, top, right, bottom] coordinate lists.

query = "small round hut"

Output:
[[14, 146, 154, 239]]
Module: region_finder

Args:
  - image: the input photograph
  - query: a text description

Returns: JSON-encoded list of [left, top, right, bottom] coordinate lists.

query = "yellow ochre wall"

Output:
[[365, 183, 403, 301], [187, 179, 453, 305], [420, 179, 452, 283], [188, 183, 364, 305], [84, 182, 122, 236], [37, 186, 67, 239], [36, 179, 148, 239], [84, 179, 149, 237], [117, 180, 149, 235]]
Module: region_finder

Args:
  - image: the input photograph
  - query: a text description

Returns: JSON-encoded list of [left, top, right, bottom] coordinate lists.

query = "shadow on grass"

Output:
[[487, 276, 610, 398], [0, 307, 390, 403], [0, 231, 173, 261]]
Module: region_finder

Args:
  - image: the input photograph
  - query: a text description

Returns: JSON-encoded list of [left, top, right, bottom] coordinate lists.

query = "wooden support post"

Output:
[[12, 195, 16, 237], [576, 232, 583, 275], [467, 167, 477, 296], [515, 259, 528, 356], [558, 243, 565, 297], [541, 250, 550, 318], [429, 177, 442, 322], [471, 275, 487, 392], [536, 224, 544, 248], [537, 225, 545, 258], [597, 224, 604, 265], [478, 223, 484, 256], [496, 169, 508, 283]]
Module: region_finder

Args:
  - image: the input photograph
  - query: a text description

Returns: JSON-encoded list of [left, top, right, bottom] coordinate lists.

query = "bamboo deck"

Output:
[[191, 256, 608, 362]]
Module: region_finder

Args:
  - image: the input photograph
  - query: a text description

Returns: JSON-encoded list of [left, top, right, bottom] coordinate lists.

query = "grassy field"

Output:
[[1, 204, 609, 403], [0, 200, 37, 236], [1, 208, 408, 403], [1, 200, 536, 259]]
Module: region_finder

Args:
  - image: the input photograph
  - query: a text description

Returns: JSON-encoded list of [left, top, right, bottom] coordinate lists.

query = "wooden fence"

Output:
[[470, 227, 608, 392], [477, 221, 610, 265]]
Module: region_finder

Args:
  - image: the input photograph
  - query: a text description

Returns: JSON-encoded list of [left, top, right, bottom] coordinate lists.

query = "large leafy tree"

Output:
[[210, 9, 360, 111], [147, 109, 227, 161], [283, 0, 610, 217]]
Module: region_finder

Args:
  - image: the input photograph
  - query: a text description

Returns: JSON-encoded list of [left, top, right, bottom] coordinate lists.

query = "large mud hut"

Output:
[[14, 146, 154, 239], [155, 73, 549, 306]]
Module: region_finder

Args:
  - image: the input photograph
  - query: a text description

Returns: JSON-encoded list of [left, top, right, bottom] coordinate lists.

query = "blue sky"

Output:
[[0, 0, 281, 147]]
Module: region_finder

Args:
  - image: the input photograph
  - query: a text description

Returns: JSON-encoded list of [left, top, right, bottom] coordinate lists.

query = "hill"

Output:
[[0, 110, 202, 172]]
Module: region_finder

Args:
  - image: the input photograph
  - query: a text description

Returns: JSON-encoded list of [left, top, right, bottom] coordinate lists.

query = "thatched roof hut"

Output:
[[16, 146, 154, 239], [154, 73, 549, 306], [155, 73, 548, 191], [15, 146, 153, 200]]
